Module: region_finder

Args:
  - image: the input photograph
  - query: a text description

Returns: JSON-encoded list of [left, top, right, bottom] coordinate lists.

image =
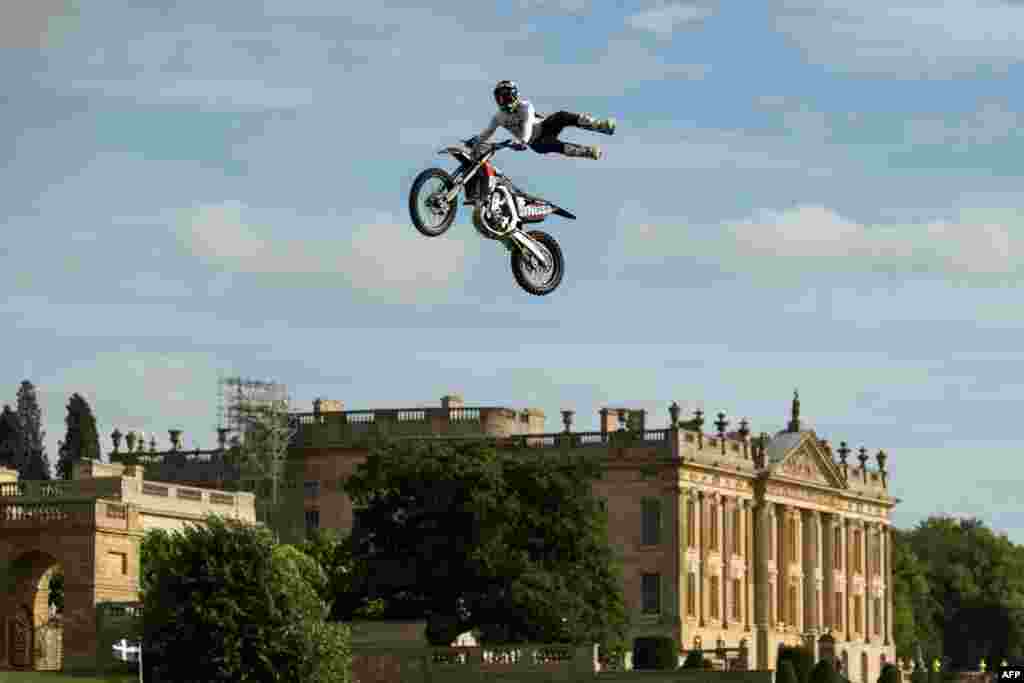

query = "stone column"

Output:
[[884, 524, 893, 645], [698, 491, 706, 627], [755, 499, 774, 669], [865, 522, 875, 643], [678, 487, 689, 643], [822, 513, 834, 631], [679, 489, 688, 638], [744, 498, 753, 631], [795, 506, 804, 633], [802, 509, 819, 634], [776, 503, 786, 628], [843, 517, 852, 641], [721, 495, 729, 625]]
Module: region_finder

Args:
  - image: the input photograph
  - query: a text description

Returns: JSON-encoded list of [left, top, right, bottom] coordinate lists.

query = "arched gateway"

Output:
[[0, 461, 255, 672]]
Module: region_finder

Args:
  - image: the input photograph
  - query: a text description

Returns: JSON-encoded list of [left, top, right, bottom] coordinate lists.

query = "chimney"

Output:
[[441, 394, 464, 409]]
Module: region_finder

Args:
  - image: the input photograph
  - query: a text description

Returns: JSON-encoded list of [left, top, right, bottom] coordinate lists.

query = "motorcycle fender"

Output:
[[509, 231, 551, 270]]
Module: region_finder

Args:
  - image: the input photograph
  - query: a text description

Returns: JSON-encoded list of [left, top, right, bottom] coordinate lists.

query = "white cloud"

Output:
[[772, 1, 1024, 77], [903, 101, 1021, 148], [177, 201, 477, 300], [615, 202, 1024, 279], [626, 3, 713, 39]]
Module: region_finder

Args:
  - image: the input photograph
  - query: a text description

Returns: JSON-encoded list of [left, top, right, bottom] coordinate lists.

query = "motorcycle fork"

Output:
[[504, 229, 551, 270]]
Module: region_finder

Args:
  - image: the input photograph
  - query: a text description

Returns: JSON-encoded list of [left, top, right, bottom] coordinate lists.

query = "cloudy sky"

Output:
[[4, 0, 1024, 540]]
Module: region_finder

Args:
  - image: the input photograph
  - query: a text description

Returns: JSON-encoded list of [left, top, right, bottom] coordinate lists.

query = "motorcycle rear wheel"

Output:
[[409, 168, 458, 237], [510, 229, 564, 296]]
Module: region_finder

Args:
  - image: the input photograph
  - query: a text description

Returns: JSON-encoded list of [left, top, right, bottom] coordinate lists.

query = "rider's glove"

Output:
[[512, 141, 528, 151]]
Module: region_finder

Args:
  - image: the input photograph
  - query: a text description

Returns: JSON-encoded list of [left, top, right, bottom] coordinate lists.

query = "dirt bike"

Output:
[[408, 138, 574, 296]]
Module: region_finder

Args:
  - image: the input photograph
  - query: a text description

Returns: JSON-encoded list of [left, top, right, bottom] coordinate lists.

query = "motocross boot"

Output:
[[577, 113, 616, 135], [562, 143, 602, 160]]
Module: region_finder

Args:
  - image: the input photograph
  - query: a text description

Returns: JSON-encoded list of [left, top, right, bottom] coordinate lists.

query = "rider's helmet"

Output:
[[494, 80, 519, 114]]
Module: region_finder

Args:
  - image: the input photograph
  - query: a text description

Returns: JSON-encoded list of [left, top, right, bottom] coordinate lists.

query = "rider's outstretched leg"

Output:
[[561, 142, 602, 160], [576, 113, 616, 135]]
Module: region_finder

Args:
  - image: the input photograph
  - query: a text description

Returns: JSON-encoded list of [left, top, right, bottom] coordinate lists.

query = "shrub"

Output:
[[779, 660, 800, 683], [810, 659, 839, 683], [779, 645, 816, 683], [683, 649, 705, 669], [633, 636, 678, 670], [878, 663, 900, 683]]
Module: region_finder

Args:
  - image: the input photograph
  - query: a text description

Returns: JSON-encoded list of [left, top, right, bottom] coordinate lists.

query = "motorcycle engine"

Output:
[[472, 185, 519, 238]]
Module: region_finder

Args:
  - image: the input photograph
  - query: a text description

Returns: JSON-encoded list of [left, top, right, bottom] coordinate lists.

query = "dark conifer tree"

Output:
[[56, 393, 101, 480], [16, 381, 50, 480]]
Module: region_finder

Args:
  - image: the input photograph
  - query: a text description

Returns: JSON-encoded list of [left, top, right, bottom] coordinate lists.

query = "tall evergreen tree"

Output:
[[56, 393, 101, 480], [16, 381, 50, 480], [0, 406, 25, 471]]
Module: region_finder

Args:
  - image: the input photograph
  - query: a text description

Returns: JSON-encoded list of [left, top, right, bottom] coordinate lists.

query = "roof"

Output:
[[765, 431, 805, 464]]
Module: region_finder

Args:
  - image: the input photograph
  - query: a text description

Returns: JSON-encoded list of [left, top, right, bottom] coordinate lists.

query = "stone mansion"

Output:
[[105, 390, 898, 679]]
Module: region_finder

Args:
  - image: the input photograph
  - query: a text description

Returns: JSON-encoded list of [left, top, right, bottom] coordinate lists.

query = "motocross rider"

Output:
[[471, 80, 616, 161]]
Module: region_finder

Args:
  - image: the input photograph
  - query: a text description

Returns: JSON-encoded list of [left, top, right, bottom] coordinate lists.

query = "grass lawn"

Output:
[[0, 674, 138, 682]]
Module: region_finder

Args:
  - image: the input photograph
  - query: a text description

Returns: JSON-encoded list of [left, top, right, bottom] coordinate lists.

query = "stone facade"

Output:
[[284, 392, 898, 680], [95, 391, 898, 680], [0, 462, 256, 672]]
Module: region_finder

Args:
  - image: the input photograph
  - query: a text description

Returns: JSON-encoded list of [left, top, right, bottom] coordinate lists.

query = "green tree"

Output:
[[342, 439, 630, 652], [778, 659, 800, 683], [141, 515, 351, 683], [892, 530, 937, 662], [878, 663, 900, 683], [778, 644, 815, 683], [0, 405, 26, 472], [16, 380, 50, 480], [298, 528, 365, 620], [810, 659, 839, 683], [682, 649, 706, 669], [898, 517, 1024, 668], [56, 392, 101, 479]]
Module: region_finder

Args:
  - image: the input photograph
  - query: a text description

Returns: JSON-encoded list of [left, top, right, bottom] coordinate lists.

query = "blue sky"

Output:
[[4, 0, 1024, 540]]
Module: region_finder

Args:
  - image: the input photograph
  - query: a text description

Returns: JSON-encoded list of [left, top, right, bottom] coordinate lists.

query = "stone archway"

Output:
[[9, 605, 32, 669], [1, 550, 68, 671], [0, 509, 143, 672]]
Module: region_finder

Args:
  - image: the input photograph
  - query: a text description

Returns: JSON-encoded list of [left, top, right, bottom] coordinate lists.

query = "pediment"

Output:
[[771, 434, 846, 489]]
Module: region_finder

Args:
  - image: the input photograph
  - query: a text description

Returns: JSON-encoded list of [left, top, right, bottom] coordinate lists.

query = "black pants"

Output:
[[529, 111, 582, 154]]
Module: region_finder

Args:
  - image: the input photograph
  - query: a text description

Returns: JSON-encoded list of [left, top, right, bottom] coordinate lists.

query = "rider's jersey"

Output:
[[477, 99, 543, 147]]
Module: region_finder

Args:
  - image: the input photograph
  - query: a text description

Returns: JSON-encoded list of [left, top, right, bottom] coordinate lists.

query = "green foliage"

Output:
[[296, 528, 355, 617], [47, 570, 63, 613], [778, 644, 815, 683], [778, 660, 800, 683], [878, 663, 900, 683], [16, 380, 50, 480], [57, 392, 101, 479], [682, 649, 705, 668], [342, 439, 629, 651], [894, 517, 1024, 668], [141, 515, 351, 683], [810, 659, 839, 683], [632, 636, 677, 670], [0, 405, 25, 472]]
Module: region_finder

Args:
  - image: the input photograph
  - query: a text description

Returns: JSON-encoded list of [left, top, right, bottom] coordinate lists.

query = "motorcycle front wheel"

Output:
[[510, 229, 564, 296], [409, 168, 458, 237]]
